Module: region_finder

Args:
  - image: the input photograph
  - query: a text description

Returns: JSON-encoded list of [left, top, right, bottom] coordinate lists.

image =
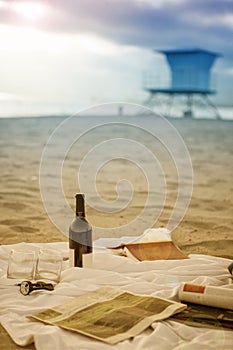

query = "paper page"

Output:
[[31, 286, 187, 345]]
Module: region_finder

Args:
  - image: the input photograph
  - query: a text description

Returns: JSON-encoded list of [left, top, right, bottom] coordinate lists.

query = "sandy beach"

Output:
[[0, 113, 233, 349], [0, 114, 232, 257]]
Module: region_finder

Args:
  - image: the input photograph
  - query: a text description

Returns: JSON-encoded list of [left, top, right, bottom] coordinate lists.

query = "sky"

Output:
[[0, 0, 232, 115]]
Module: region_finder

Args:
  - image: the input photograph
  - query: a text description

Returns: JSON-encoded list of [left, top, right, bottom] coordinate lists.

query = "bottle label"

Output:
[[69, 230, 92, 248], [69, 229, 92, 268]]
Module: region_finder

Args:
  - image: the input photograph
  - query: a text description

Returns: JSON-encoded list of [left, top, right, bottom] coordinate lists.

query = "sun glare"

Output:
[[12, 1, 47, 21]]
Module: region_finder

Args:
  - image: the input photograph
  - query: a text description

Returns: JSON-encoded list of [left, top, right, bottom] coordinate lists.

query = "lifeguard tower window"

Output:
[[144, 48, 221, 119]]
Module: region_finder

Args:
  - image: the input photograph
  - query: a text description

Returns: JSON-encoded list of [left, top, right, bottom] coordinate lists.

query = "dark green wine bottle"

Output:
[[69, 194, 93, 267]]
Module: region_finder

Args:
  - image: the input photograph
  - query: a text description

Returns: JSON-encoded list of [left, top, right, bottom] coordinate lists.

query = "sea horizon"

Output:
[[0, 102, 232, 121]]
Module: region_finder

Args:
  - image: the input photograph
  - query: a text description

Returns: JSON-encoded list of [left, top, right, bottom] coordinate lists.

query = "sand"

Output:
[[0, 115, 233, 349], [0, 115, 232, 257]]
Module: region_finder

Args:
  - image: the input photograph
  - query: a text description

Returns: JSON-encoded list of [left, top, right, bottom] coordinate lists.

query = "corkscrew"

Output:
[[18, 280, 55, 295]]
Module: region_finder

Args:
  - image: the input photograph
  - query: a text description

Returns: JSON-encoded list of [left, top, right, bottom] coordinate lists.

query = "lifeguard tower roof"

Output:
[[157, 48, 221, 57], [155, 48, 221, 94]]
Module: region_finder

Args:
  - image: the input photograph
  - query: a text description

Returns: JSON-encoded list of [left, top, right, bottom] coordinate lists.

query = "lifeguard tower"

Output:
[[144, 48, 221, 119]]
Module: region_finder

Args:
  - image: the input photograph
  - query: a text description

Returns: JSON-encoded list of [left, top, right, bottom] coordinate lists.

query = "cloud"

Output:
[[1, 1, 232, 51], [45, 0, 233, 54], [0, 0, 232, 106]]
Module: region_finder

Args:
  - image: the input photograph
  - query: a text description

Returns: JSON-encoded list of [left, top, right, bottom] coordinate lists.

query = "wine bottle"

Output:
[[69, 194, 93, 268]]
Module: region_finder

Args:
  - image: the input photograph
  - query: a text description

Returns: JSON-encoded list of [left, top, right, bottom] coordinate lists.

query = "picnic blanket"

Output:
[[0, 239, 232, 350]]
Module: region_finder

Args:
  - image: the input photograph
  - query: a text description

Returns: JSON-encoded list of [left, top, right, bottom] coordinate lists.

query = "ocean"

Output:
[[0, 99, 232, 120]]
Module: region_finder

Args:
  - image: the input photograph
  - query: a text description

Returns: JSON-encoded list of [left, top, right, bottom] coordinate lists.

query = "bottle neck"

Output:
[[75, 194, 85, 218]]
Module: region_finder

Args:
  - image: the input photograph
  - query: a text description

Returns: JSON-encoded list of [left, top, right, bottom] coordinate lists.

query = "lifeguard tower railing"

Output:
[[143, 49, 221, 119]]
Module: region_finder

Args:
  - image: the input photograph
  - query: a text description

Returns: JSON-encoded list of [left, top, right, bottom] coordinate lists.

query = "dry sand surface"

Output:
[[0, 114, 233, 349]]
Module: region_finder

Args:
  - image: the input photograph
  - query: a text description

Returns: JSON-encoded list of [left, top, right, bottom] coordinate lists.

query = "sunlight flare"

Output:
[[12, 0, 47, 21]]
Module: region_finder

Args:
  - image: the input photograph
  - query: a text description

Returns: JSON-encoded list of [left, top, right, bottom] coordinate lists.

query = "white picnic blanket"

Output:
[[0, 239, 232, 350]]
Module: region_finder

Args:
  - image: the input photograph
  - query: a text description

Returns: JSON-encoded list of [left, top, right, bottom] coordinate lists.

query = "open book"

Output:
[[107, 228, 187, 261], [109, 241, 187, 261]]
